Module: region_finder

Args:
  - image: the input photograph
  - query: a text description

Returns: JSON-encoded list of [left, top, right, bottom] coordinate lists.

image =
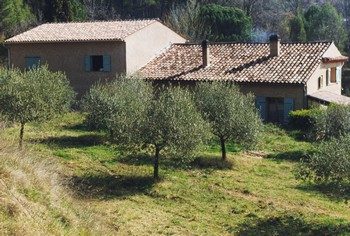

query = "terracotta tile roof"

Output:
[[5, 19, 158, 44], [322, 55, 348, 63], [308, 91, 350, 105], [139, 42, 332, 84]]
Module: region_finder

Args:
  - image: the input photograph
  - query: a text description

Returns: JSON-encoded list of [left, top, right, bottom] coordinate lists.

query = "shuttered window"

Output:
[[283, 98, 294, 124], [331, 67, 336, 83], [25, 56, 41, 69], [256, 96, 267, 121], [336, 67, 342, 84], [84, 55, 111, 72], [326, 69, 330, 86]]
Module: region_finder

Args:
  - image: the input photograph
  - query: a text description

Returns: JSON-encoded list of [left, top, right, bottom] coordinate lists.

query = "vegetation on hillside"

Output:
[[0, 113, 349, 235]]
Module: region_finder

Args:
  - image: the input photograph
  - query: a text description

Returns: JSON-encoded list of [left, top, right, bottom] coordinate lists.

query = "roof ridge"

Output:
[[173, 41, 332, 46], [40, 18, 159, 25]]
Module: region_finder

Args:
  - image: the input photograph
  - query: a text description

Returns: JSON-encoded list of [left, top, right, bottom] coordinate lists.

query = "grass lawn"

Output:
[[0, 112, 349, 235]]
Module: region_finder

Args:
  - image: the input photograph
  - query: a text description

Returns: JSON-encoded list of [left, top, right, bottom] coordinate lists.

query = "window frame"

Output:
[[25, 56, 41, 69]]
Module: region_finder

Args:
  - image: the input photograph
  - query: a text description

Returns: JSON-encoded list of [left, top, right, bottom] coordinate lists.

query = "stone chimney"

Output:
[[269, 34, 281, 57], [201, 39, 210, 68]]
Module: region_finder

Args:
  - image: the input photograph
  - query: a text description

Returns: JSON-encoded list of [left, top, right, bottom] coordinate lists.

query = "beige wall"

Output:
[[238, 82, 305, 110], [8, 41, 126, 94], [125, 21, 186, 74], [307, 43, 344, 95]]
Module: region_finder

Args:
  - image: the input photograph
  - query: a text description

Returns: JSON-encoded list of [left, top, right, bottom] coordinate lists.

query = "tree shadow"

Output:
[[34, 134, 105, 149], [297, 183, 350, 202], [69, 173, 156, 199], [236, 215, 350, 236], [266, 150, 312, 163], [117, 154, 234, 171]]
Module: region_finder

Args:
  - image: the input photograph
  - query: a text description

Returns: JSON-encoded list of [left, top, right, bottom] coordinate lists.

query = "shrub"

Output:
[[195, 82, 262, 160], [289, 108, 322, 131], [0, 66, 75, 148], [308, 104, 350, 141], [296, 135, 350, 187]]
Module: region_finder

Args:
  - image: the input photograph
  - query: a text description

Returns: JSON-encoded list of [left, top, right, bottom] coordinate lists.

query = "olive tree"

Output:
[[83, 76, 153, 142], [297, 135, 350, 187], [195, 82, 262, 160], [0, 66, 74, 148], [142, 86, 209, 179]]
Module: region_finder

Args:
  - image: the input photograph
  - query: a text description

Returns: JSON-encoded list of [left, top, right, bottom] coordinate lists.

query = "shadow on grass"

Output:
[[236, 215, 350, 236], [69, 173, 156, 199], [266, 150, 312, 162], [117, 154, 233, 171], [297, 183, 350, 202], [35, 134, 105, 149]]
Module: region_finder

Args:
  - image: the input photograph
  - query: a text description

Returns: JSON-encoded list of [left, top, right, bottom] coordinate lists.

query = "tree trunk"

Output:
[[19, 122, 25, 150], [153, 146, 160, 180], [220, 137, 227, 161]]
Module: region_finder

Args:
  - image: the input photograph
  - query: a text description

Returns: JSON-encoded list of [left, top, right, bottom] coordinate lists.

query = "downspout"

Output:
[[6, 44, 11, 69]]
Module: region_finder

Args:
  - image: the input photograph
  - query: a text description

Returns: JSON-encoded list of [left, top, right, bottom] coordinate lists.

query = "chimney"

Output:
[[201, 39, 210, 68], [269, 34, 281, 57]]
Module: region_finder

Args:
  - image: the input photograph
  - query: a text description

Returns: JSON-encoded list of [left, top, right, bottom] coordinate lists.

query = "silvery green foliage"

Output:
[[0, 66, 74, 124], [308, 104, 350, 141], [297, 135, 350, 185], [142, 86, 209, 158], [82, 76, 153, 144], [195, 82, 262, 158]]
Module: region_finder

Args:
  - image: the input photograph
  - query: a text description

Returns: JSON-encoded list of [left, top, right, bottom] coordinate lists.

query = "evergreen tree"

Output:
[[289, 12, 307, 42], [199, 4, 252, 42], [0, 0, 36, 36]]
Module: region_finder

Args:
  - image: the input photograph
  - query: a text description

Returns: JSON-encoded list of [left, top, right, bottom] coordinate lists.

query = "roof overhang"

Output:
[[308, 91, 350, 105], [322, 56, 348, 64]]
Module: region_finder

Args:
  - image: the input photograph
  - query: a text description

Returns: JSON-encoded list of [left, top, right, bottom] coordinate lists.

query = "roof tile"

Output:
[[139, 42, 332, 84], [5, 19, 158, 44]]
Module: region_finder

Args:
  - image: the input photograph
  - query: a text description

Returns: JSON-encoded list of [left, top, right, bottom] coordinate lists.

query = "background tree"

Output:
[[0, 66, 74, 148], [142, 86, 209, 179], [289, 11, 307, 42], [304, 3, 347, 50], [195, 82, 262, 160], [165, 0, 206, 42], [199, 4, 252, 42], [0, 0, 36, 37]]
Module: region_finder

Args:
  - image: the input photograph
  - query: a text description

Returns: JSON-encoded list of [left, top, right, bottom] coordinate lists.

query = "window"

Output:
[[25, 56, 41, 69], [331, 67, 336, 83], [326, 69, 330, 86], [84, 55, 111, 72], [318, 76, 323, 89]]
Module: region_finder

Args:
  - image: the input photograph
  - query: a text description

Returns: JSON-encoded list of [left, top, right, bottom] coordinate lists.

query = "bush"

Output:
[[309, 104, 350, 141], [289, 108, 323, 131], [296, 135, 350, 187]]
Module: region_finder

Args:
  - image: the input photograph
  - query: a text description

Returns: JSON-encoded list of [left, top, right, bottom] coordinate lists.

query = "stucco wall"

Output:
[[125, 21, 186, 74], [8, 41, 126, 95], [238, 82, 305, 110], [306, 43, 344, 95]]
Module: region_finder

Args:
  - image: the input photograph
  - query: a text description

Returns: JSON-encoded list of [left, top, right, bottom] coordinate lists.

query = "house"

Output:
[[4, 19, 186, 94], [4, 20, 349, 123], [139, 35, 349, 123]]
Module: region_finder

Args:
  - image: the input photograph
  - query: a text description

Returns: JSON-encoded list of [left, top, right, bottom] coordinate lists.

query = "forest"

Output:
[[0, 1, 349, 46]]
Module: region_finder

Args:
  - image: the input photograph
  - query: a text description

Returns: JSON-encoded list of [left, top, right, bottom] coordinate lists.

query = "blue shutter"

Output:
[[103, 55, 111, 72], [336, 67, 342, 84], [25, 57, 40, 69], [256, 96, 267, 121], [84, 56, 91, 72], [284, 98, 294, 124]]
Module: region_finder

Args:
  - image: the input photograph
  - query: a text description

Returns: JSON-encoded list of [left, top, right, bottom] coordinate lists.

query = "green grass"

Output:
[[0, 112, 349, 235]]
